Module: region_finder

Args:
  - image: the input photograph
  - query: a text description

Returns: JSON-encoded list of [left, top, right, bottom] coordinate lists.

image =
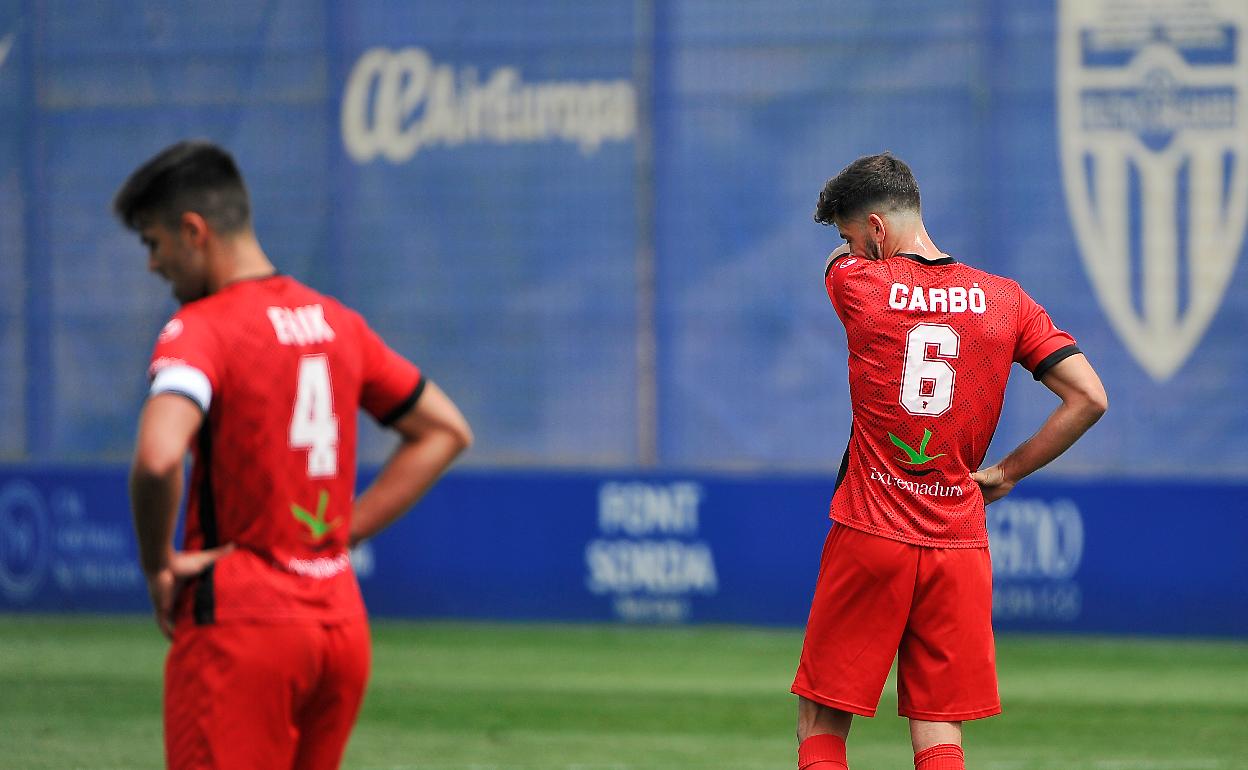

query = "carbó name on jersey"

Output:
[[267, 304, 337, 346], [889, 283, 987, 314]]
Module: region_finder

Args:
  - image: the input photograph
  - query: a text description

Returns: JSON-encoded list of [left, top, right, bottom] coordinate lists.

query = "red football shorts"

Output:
[[164, 616, 370, 770], [792, 523, 1001, 721]]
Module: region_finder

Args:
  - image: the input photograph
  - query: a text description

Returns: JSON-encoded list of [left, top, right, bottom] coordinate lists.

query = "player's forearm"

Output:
[[350, 431, 469, 546], [998, 397, 1105, 484], [129, 464, 183, 576]]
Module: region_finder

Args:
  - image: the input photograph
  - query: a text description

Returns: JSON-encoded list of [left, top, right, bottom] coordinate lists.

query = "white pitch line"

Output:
[[1094, 761, 1226, 770]]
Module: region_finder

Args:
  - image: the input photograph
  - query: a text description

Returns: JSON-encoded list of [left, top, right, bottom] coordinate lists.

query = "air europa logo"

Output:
[[341, 47, 637, 163]]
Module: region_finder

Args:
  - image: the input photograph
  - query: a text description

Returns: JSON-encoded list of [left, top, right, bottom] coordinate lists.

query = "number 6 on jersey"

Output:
[[900, 323, 960, 416], [290, 354, 339, 477]]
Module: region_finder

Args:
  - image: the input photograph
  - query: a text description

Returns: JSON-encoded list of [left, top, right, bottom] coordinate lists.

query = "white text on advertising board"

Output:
[[585, 481, 717, 623], [342, 47, 636, 163], [988, 497, 1084, 622]]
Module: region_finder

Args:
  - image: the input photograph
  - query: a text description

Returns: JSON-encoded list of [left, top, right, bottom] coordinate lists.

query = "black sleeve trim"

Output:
[[380, 377, 427, 426], [1032, 344, 1082, 381]]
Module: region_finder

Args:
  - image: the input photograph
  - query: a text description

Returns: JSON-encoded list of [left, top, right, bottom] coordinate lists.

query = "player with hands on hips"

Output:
[[119, 140, 473, 770], [792, 153, 1106, 770]]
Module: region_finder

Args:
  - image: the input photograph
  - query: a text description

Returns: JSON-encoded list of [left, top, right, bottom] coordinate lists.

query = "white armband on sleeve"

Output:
[[150, 365, 213, 412]]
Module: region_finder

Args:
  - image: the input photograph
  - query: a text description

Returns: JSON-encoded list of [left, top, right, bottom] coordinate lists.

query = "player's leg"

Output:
[[165, 621, 319, 770], [796, 696, 851, 769], [909, 718, 962, 751], [290, 616, 371, 770], [909, 720, 964, 768], [791, 524, 919, 769], [797, 694, 853, 741], [896, 545, 999, 770], [165, 625, 218, 769]]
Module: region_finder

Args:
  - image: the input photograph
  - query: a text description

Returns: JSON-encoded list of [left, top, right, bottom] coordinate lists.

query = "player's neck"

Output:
[[889, 223, 945, 262], [208, 232, 277, 292]]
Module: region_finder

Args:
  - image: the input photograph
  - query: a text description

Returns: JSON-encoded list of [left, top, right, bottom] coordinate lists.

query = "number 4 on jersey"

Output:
[[290, 354, 339, 477], [900, 323, 960, 416]]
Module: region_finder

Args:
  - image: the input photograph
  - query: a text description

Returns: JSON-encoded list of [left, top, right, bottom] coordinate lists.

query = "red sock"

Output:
[[914, 743, 964, 770], [798, 734, 848, 769]]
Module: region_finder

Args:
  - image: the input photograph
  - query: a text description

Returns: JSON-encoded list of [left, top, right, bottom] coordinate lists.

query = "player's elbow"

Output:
[[449, 419, 474, 455], [1055, 360, 1108, 424], [417, 415, 473, 457], [129, 451, 182, 488], [1091, 388, 1108, 420], [440, 400, 474, 455], [1076, 382, 1108, 424], [129, 454, 182, 506]]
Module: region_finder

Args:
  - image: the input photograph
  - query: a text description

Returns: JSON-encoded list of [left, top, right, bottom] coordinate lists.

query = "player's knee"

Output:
[[797, 696, 852, 742]]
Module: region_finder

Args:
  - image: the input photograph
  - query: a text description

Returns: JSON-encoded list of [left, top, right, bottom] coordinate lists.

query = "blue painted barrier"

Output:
[[3, 467, 1244, 637]]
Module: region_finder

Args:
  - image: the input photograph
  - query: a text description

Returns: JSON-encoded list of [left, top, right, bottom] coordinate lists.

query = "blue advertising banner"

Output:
[[0, 468, 146, 612], [3, 466, 1245, 637]]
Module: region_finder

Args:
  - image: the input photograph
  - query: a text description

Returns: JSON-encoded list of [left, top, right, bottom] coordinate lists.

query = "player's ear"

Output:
[[179, 211, 211, 248], [867, 212, 887, 243]]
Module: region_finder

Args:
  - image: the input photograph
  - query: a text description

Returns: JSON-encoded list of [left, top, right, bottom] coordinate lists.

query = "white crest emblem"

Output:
[[0, 33, 15, 72], [1058, 0, 1248, 380]]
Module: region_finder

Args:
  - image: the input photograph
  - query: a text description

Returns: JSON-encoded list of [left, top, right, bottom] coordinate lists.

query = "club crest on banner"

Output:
[[0, 32, 15, 72], [1058, 0, 1248, 380]]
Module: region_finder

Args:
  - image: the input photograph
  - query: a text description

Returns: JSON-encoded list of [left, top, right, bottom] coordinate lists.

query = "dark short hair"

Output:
[[113, 140, 251, 233], [814, 152, 921, 226]]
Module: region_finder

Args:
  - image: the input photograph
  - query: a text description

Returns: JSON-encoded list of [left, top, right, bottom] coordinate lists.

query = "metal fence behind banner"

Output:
[[2, 0, 1246, 478]]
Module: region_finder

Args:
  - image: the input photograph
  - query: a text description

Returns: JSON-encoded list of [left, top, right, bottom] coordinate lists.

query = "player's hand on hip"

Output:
[[144, 567, 178, 640], [146, 544, 235, 640], [970, 465, 1015, 504], [168, 543, 235, 579]]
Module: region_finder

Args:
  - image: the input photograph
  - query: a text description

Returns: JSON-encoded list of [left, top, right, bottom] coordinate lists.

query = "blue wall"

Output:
[[2, 0, 1246, 474], [2, 467, 1245, 637], [2, 2, 1246, 634]]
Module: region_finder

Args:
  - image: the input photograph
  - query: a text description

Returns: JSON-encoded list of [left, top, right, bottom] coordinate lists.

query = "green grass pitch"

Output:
[[2, 615, 1246, 769]]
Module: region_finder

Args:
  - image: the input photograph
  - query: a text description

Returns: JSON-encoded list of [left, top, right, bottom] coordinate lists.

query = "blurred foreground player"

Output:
[[792, 153, 1106, 770], [116, 140, 473, 769]]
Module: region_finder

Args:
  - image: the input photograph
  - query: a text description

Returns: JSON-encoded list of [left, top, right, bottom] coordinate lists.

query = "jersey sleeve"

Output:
[[1013, 285, 1080, 380], [823, 251, 862, 322], [356, 315, 424, 425], [146, 310, 222, 412]]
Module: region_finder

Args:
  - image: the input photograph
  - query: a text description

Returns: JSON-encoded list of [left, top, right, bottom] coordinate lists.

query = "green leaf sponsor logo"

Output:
[[291, 489, 341, 542], [887, 428, 945, 466]]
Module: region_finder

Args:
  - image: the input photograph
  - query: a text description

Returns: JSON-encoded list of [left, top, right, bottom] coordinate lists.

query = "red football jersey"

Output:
[[824, 253, 1078, 547], [146, 275, 422, 623]]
